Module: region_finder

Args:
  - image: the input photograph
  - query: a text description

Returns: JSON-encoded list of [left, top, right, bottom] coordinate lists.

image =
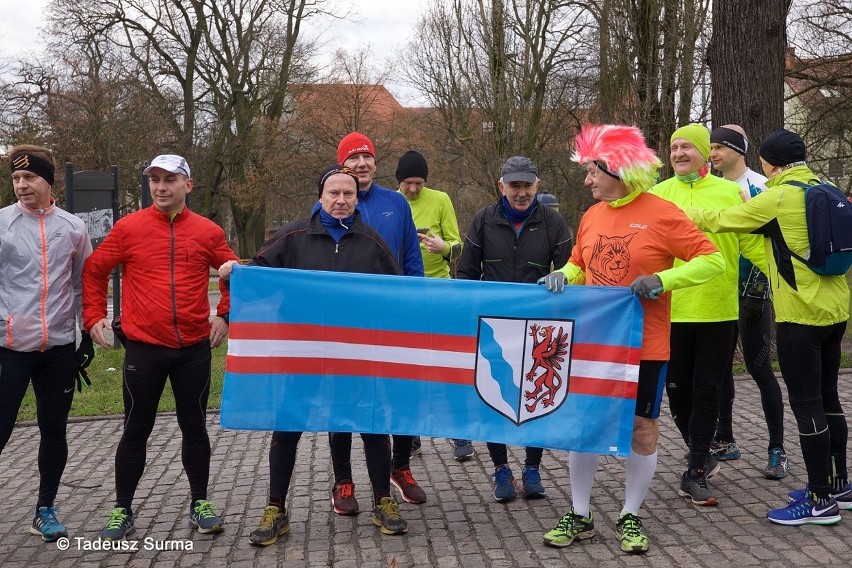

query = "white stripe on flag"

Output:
[[229, 340, 638, 383], [570, 360, 639, 383], [228, 339, 476, 369]]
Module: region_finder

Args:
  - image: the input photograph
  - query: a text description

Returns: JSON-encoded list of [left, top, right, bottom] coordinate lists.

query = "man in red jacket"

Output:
[[83, 154, 239, 541]]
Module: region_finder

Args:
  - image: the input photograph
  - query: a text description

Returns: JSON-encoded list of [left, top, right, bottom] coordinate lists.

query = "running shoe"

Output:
[[372, 496, 408, 535], [789, 482, 852, 510], [710, 439, 741, 461], [764, 447, 789, 480], [390, 466, 427, 504], [768, 492, 840, 526], [521, 465, 546, 499], [99, 507, 135, 541], [542, 509, 595, 547], [678, 468, 718, 506], [331, 479, 360, 515], [492, 465, 517, 502], [30, 506, 67, 543], [616, 512, 649, 554], [249, 505, 290, 546], [452, 439, 474, 461], [190, 499, 224, 533]]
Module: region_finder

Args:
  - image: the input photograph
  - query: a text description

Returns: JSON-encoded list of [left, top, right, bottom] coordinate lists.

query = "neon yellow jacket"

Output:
[[401, 186, 462, 279], [650, 173, 766, 322], [686, 165, 849, 325]]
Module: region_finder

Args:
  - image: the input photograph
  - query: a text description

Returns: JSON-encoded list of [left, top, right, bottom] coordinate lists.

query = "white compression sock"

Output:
[[568, 451, 599, 518], [622, 449, 658, 515]]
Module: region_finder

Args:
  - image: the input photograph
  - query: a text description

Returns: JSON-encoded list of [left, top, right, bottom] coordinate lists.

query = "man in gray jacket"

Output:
[[0, 145, 93, 542]]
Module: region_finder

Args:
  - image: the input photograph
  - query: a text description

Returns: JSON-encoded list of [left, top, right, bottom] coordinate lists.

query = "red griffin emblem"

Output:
[[523, 324, 569, 411]]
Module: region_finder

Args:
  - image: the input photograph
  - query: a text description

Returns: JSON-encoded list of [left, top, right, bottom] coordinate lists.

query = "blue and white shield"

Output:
[[475, 316, 574, 425]]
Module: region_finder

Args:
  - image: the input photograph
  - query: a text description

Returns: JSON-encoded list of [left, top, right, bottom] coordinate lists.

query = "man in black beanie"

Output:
[[685, 128, 851, 526], [395, 150, 472, 462]]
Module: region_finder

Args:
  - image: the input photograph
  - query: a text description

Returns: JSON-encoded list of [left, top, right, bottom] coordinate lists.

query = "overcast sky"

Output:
[[0, 0, 429, 106]]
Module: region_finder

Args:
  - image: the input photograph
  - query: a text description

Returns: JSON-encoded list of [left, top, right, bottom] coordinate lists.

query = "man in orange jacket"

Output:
[[83, 154, 239, 541]]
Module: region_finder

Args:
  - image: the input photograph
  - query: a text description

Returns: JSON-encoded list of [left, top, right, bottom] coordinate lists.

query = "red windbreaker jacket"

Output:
[[82, 205, 239, 348]]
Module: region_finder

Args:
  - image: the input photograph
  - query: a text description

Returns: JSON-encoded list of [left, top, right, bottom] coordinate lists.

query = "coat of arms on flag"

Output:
[[475, 317, 573, 425]]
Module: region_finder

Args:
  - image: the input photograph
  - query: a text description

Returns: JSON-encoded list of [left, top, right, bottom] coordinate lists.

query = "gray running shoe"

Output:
[[764, 447, 789, 480], [452, 439, 474, 461], [678, 469, 718, 506]]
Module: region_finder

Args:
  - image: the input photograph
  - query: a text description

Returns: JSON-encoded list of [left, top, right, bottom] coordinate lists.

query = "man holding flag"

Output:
[[540, 125, 723, 554], [457, 155, 572, 502], [219, 166, 409, 544]]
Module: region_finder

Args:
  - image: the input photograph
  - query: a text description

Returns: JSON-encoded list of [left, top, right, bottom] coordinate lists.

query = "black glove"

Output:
[[74, 332, 94, 392], [629, 275, 664, 299], [741, 295, 765, 327]]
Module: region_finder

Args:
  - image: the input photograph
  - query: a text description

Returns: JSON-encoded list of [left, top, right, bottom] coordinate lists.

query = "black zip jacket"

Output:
[[252, 210, 402, 276], [457, 202, 572, 283]]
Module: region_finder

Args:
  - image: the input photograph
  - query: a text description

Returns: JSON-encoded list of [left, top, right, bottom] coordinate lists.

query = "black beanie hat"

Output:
[[759, 129, 807, 167], [317, 165, 358, 198], [395, 150, 428, 182]]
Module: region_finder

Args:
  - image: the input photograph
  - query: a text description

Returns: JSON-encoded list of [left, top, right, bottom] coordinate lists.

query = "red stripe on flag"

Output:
[[227, 355, 473, 385], [571, 343, 642, 365], [229, 322, 476, 353], [568, 376, 638, 399]]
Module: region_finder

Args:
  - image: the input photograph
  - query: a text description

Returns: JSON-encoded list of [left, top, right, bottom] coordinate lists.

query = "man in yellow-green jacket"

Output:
[[649, 123, 765, 507], [686, 128, 850, 526]]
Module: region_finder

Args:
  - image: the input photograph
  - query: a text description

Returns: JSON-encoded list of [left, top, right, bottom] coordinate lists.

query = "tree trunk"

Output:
[[708, 0, 793, 167], [231, 200, 267, 259]]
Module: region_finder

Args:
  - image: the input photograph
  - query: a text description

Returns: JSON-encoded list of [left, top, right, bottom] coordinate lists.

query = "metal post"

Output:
[[111, 166, 121, 348], [64, 162, 74, 211]]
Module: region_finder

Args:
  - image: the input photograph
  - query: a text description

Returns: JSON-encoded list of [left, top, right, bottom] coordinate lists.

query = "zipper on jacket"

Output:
[[170, 219, 184, 347], [38, 214, 49, 351]]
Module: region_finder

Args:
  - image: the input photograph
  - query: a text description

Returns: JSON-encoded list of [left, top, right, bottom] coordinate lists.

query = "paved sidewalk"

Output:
[[2, 373, 851, 568]]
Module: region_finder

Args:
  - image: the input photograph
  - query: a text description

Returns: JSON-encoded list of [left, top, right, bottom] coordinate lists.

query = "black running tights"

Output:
[[114, 340, 212, 510], [0, 344, 75, 509]]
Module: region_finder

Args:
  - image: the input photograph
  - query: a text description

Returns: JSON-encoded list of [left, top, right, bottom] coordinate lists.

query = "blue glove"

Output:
[[629, 275, 664, 299], [537, 271, 566, 293]]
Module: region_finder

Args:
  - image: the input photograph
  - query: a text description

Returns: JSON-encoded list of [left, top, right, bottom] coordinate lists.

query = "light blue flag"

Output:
[[221, 266, 644, 455]]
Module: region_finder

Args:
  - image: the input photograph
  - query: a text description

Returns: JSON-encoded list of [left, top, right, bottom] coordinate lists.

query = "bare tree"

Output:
[[786, 0, 852, 193], [42, 0, 328, 257], [402, 0, 595, 230], [592, 0, 711, 161], [708, 0, 792, 169]]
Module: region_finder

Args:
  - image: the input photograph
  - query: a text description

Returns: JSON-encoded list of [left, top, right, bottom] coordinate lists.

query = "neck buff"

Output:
[[500, 195, 539, 224], [675, 164, 710, 184], [319, 208, 355, 243]]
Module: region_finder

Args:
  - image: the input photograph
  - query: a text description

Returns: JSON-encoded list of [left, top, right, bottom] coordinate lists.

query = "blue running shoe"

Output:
[[521, 466, 546, 499], [99, 507, 135, 541], [768, 493, 840, 526], [190, 500, 224, 533], [789, 482, 852, 511], [30, 506, 68, 542], [492, 465, 517, 502]]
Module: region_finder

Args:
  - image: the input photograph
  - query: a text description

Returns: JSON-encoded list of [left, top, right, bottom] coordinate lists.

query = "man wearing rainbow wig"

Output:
[[539, 125, 724, 553]]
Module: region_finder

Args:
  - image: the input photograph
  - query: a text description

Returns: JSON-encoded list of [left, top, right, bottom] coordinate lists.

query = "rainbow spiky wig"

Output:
[[571, 124, 663, 193]]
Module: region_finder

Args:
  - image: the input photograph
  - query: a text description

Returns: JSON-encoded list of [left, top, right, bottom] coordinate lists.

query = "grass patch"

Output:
[[16, 343, 227, 423]]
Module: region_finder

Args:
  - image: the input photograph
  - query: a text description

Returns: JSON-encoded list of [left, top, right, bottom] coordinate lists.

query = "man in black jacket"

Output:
[[219, 166, 407, 545], [457, 155, 573, 502]]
